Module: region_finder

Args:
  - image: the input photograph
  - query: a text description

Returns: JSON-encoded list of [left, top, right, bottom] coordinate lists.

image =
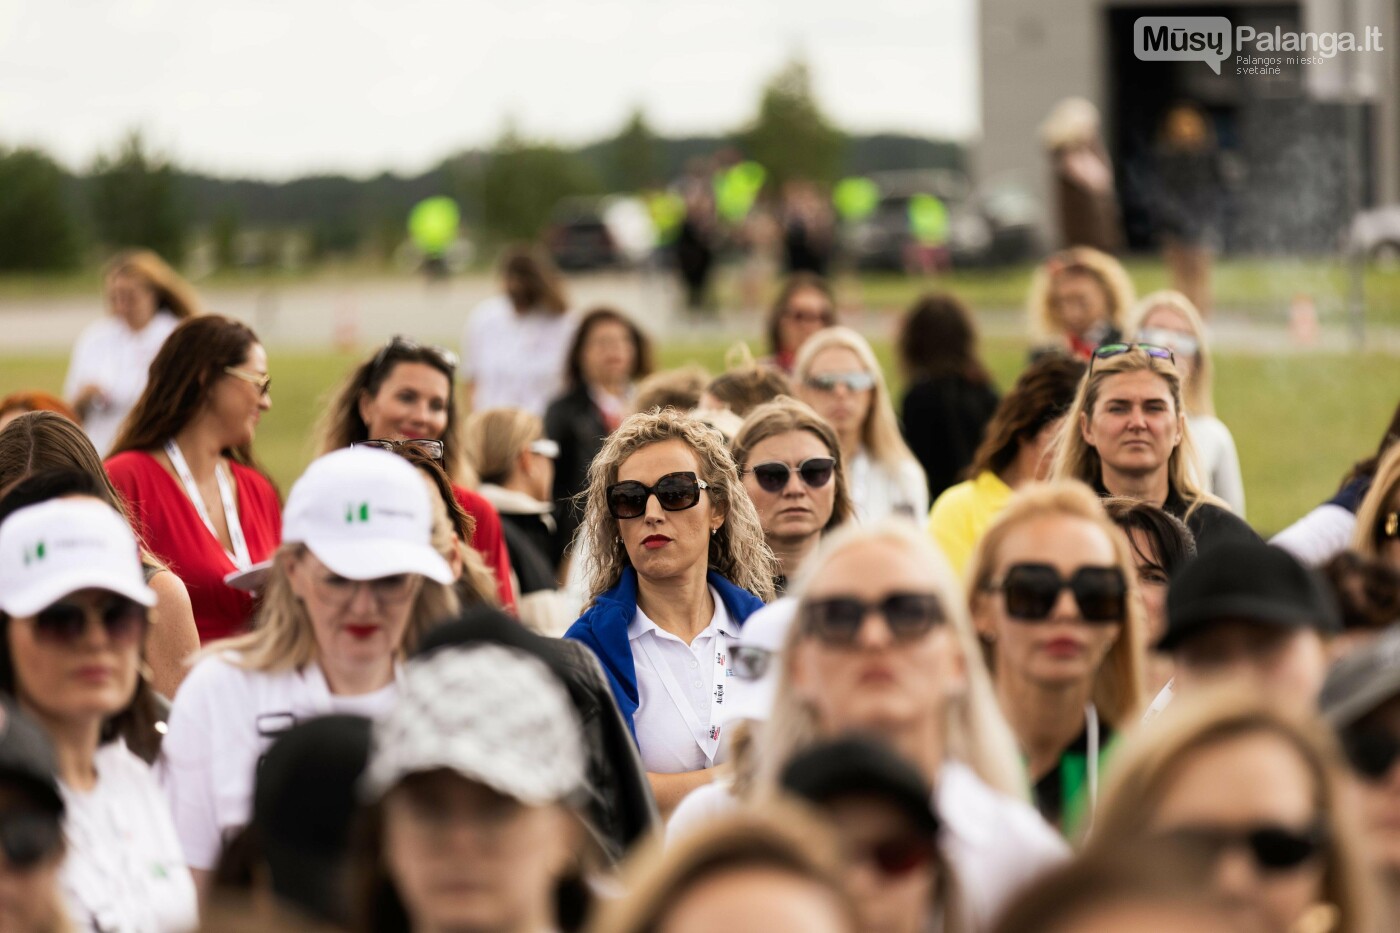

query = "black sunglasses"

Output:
[[746, 457, 836, 494], [857, 834, 937, 878], [32, 596, 147, 647], [988, 563, 1126, 624], [371, 335, 459, 378], [802, 592, 945, 647], [606, 472, 710, 520], [351, 438, 445, 460], [1159, 823, 1327, 874], [1089, 342, 1175, 374], [1341, 729, 1400, 781], [0, 810, 63, 869]]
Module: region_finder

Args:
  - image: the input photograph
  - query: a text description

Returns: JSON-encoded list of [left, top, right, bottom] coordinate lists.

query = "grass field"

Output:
[[3, 336, 1395, 536]]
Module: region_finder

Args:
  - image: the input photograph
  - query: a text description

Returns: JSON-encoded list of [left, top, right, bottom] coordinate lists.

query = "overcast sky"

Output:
[[0, 0, 977, 179]]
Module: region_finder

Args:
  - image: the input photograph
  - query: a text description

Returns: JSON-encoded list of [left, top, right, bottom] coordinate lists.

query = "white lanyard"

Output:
[[637, 619, 730, 766], [1084, 703, 1101, 833], [164, 439, 251, 571]]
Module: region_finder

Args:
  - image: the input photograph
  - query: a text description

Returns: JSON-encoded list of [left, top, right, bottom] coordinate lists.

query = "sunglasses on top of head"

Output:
[[745, 457, 836, 494], [985, 563, 1126, 623], [1089, 343, 1175, 374], [371, 335, 459, 377], [30, 595, 148, 647], [606, 472, 709, 520]]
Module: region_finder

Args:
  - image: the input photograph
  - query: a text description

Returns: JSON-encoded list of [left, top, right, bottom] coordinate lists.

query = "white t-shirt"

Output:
[[1188, 414, 1246, 517], [461, 296, 576, 415], [1272, 504, 1357, 567], [63, 312, 179, 456], [160, 652, 398, 869], [630, 590, 737, 774], [848, 449, 930, 525], [60, 740, 198, 933], [668, 759, 1067, 931]]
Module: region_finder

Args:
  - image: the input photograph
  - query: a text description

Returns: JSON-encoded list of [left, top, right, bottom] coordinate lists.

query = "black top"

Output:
[[544, 385, 611, 554], [901, 375, 1000, 502], [498, 512, 562, 595], [1093, 479, 1259, 554]]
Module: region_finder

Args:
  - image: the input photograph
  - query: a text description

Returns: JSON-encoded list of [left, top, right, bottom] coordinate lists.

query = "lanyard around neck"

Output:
[[636, 613, 731, 766], [164, 439, 252, 571]]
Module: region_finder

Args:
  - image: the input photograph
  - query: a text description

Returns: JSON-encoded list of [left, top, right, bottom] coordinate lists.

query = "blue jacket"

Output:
[[565, 567, 767, 740]]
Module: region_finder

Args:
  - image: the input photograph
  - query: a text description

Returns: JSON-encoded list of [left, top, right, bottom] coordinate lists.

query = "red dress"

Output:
[[453, 485, 517, 611], [106, 451, 282, 643]]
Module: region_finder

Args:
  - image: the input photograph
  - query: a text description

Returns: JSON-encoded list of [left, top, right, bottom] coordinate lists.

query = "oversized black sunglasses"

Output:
[[987, 563, 1126, 624], [1341, 729, 1400, 781], [802, 592, 946, 647], [1157, 823, 1327, 874], [746, 457, 836, 494], [606, 472, 709, 520], [32, 596, 148, 647]]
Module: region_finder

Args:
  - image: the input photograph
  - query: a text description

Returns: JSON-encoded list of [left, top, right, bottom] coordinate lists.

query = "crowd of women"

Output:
[[0, 242, 1398, 933]]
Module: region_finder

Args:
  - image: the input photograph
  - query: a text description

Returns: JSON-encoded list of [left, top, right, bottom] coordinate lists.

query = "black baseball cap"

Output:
[[1159, 540, 1342, 652], [252, 714, 372, 926], [780, 735, 939, 838], [0, 696, 62, 817]]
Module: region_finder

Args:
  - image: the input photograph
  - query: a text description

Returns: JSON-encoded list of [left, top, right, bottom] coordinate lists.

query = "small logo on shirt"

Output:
[[714, 684, 724, 705], [709, 725, 722, 741]]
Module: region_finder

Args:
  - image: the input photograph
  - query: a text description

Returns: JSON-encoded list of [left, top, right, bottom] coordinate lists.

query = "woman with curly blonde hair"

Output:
[[566, 408, 777, 813], [1026, 247, 1135, 360], [1089, 687, 1374, 933]]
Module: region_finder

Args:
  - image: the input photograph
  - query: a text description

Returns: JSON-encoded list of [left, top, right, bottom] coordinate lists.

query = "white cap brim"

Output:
[[722, 672, 778, 726], [305, 537, 454, 585], [1, 570, 156, 619], [224, 561, 274, 593]]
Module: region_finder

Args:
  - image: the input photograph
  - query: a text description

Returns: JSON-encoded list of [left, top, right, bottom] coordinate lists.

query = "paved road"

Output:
[[2, 270, 1397, 355]]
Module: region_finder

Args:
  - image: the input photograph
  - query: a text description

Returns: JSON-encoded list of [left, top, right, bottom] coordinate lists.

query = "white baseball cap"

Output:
[[0, 499, 156, 618], [722, 598, 798, 726], [362, 643, 587, 806], [279, 447, 453, 585]]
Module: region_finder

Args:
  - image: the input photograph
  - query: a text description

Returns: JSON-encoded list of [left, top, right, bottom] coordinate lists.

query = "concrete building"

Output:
[[978, 0, 1399, 252]]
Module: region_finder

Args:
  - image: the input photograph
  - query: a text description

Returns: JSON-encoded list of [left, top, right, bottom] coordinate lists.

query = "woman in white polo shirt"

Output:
[[161, 447, 457, 891], [565, 409, 777, 815], [0, 497, 197, 932]]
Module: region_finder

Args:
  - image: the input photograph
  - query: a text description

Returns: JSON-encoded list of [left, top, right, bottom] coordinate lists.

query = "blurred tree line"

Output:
[[0, 58, 966, 273]]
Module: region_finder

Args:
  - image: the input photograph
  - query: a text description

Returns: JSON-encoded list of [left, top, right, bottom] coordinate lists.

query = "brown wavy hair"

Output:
[[104, 249, 202, 320], [501, 244, 568, 315], [109, 315, 269, 477], [967, 355, 1086, 481], [315, 341, 472, 486], [563, 307, 654, 391], [897, 291, 992, 386], [1027, 247, 1135, 342]]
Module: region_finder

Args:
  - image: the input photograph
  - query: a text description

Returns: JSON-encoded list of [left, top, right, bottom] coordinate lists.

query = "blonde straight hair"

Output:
[[1353, 444, 1400, 559], [1131, 290, 1216, 417], [1048, 346, 1212, 520], [965, 481, 1148, 729], [1026, 247, 1136, 343], [752, 520, 1028, 801], [464, 408, 541, 486], [793, 326, 919, 472], [204, 543, 458, 672]]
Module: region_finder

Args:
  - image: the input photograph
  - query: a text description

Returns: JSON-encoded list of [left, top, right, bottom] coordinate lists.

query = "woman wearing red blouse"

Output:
[[107, 316, 282, 642], [314, 336, 516, 610]]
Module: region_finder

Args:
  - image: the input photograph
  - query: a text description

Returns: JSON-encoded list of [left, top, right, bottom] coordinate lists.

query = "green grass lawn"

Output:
[[6, 338, 1386, 536]]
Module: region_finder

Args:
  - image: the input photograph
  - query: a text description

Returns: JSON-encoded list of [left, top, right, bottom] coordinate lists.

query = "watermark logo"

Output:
[[1136, 16, 1383, 75]]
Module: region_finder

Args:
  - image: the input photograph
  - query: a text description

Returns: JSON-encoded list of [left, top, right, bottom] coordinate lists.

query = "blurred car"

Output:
[[544, 196, 656, 271], [1347, 205, 1400, 266]]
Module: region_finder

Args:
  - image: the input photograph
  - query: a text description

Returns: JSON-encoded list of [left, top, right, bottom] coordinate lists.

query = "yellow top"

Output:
[[926, 471, 1015, 580]]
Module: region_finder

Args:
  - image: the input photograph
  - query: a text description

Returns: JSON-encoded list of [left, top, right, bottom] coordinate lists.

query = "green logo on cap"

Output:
[[345, 502, 370, 524], [23, 541, 45, 566]]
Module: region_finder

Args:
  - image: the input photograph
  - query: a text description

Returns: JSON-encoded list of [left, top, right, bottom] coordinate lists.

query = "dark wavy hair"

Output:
[[1102, 497, 1197, 578], [109, 315, 268, 477], [501, 244, 568, 315], [897, 291, 992, 386], [563, 307, 654, 392], [966, 354, 1086, 480]]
